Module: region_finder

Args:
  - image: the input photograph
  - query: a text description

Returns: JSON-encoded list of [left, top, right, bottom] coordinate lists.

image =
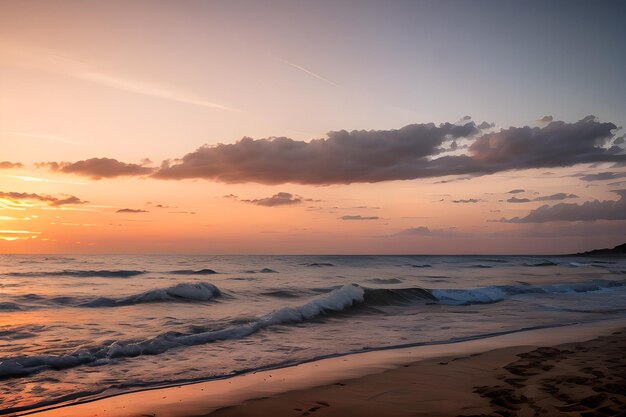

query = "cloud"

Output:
[[0, 161, 23, 169], [538, 115, 553, 123], [507, 197, 531, 203], [392, 226, 462, 237], [477, 121, 495, 129], [153, 121, 480, 184], [500, 190, 626, 223], [0, 191, 87, 206], [533, 193, 578, 201], [243, 192, 302, 207], [339, 215, 380, 220], [507, 189, 525, 194], [76, 72, 240, 112], [452, 198, 481, 203], [39, 158, 154, 179], [467, 116, 621, 170], [151, 116, 623, 185], [579, 172, 626, 182], [116, 208, 149, 213]]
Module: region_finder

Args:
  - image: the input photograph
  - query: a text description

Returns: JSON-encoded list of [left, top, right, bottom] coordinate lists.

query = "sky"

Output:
[[1, 0, 625, 254]]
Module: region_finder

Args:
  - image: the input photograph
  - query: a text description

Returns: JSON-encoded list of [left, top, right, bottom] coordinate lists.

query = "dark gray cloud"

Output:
[[0, 161, 23, 169], [339, 215, 380, 220], [477, 121, 495, 129], [38, 117, 624, 185], [507, 197, 531, 203], [0, 191, 87, 206], [452, 198, 481, 203], [153, 116, 622, 184], [538, 115, 553, 123], [533, 193, 578, 201], [579, 172, 626, 182], [507, 189, 526, 194], [243, 192, 302, 207], [39, 158, 154, 179], [467, 116, 621, 171], [500, 190, 626, 223], [116, 208, 149, 213], [153, 122, 480, 184]]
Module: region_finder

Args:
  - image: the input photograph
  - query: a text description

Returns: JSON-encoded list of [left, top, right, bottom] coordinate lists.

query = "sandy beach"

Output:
[[210, 329, 626, 417], [21, 319, 626, 417]]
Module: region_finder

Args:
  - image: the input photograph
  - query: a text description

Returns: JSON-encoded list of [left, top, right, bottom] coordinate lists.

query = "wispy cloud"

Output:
[[7, 132, 78, 145], [75, 72, 241, 112], [281, 59, 341, 88], [2, 42, 240, 113], [3, 175, 87, 185]]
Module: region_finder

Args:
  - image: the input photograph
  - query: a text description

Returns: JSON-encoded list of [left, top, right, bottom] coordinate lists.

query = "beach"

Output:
[[22, 318, 626, 417]]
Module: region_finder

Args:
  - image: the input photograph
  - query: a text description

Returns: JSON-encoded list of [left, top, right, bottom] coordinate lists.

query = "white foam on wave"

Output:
[[0, 284, 364, 378], [431, 279, 624, 305]]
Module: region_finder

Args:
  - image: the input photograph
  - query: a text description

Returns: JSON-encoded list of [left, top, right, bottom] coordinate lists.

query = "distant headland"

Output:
[[576, 242, 626, 256]]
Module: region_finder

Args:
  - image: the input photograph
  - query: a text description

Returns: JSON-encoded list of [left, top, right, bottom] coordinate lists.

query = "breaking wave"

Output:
[[0, 284, 364, 379]]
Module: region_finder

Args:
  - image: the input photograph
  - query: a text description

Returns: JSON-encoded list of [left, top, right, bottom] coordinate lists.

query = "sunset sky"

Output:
[[1, 0, 625, 254]]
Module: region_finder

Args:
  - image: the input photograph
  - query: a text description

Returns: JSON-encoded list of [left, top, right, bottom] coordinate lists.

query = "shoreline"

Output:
[[18, 317, 626, 417]]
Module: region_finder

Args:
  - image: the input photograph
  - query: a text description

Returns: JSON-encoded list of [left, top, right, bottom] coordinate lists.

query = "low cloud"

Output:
[[116, 208, 149, 213], [0, 161, 23, 169], [452, 198, 481, 203], [538, 115, 554, 123], [243, 192, 302, 207], [392, 226, 462, 237], [153, 122, 480, 184], [533, 193, 578, 201], [507, 189, 525, 194], [39, 158, 154, 179], [0, 191, 87, 206], [339, 215, 380, 220], [39, 116, 624, 185], [477, 121, 495, 129], [153, 116, 622, 185], [579, 172, 626, 182], [500, 190, 626, 223], [507, 197, 531, 203]]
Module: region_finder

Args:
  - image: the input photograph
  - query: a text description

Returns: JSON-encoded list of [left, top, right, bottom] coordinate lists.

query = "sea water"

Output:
[[1, 254, 625, 414]]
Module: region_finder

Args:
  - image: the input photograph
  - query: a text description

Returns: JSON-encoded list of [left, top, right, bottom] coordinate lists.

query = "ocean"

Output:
[[1, 254, 625, 414]]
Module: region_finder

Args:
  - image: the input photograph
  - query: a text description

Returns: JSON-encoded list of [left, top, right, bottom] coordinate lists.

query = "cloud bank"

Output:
[[501, 190, 626, 223], [40, 117, 624, 185], [39, 158, 154, 179], [0, 191, 87, 206], [244, 192, 302, 207], [0, 161, 23, 169]]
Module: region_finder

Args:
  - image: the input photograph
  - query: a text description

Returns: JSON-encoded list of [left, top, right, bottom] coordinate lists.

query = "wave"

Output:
[[2, 279, 623, 379], [4, 269, 145, 278], [82, 282, 221, 307], [431, 279, 625, 305], [0, 302, 21, 311], [305, 262, 334, 267], [523, 261, 557, 267], [0, 284, 364, 379], [170, 269, 218, 275]]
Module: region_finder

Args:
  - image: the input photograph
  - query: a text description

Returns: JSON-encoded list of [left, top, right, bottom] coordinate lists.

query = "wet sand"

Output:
[[23, 319, 626, 417], [210, 330, 626, 417]]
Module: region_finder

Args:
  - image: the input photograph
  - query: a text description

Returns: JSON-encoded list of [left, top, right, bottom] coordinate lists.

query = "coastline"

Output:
[[19, 317, 626, 417]]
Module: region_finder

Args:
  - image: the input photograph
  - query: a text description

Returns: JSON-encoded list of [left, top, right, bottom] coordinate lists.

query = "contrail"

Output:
[[281, 59, 341, 88], [8, 132, 78, 145]]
